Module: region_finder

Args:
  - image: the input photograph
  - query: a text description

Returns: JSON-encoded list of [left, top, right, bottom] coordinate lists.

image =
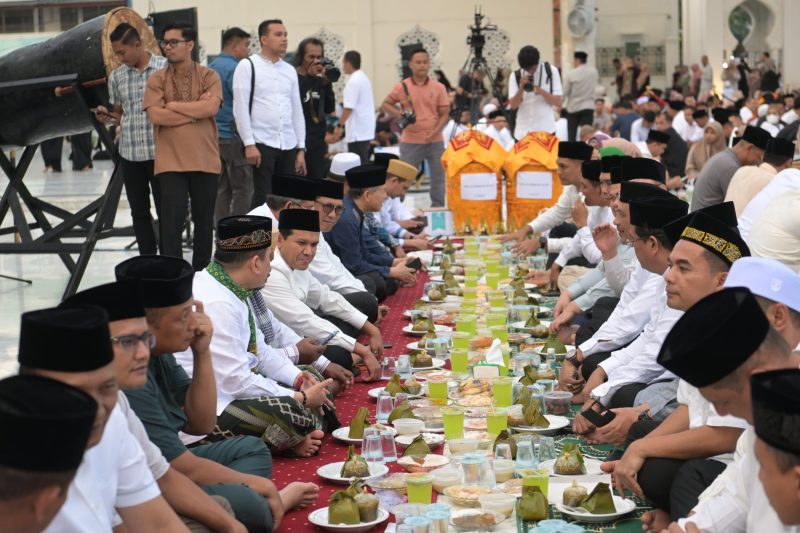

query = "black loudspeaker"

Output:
[[400, 42, 424, 79], [149, 8, 199, 62]]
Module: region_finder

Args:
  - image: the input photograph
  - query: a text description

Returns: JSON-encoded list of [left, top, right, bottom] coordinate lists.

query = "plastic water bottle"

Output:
[[546, 347, 556, 370]]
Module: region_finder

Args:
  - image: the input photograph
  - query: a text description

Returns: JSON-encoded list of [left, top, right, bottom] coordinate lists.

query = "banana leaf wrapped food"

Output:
[[580, 482, 616, 514], [404, 375, 422, 394], [509, 277, 526, 291], [562, 480, 589, 507], [544, 332, 567, 355], [328, 489, 360, 524], [412, 316, 434, 332], [443, 270, 460, 289], [384, 374, 410, 397], [528, 324, 550, 339], [507, 404, 526, 427], [524, 399, 550, 428], [524, 310, 541, 328], [410, 349, 433, 368], [388, 401, 416, 423], [402, 434, 432, 457], [440, 255, 452, 271], [348, 407, 370, 439], [443, 237, 456, 254], [354, 487, 380, 522], [554, 443, 586, 475], [412, 299, 427, 310], [518, 365, 540, 386], [512, 287, 530, 305], [427, 283, 446, 301], [493, 430, 518, 459], [340, 445, 370, 478], [518, 485, 548, 521]]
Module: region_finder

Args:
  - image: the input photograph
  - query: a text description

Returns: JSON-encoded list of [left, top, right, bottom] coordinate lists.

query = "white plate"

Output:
[[555, 495, 636, 523], [403, 308, 446, 319], [308, 507, 390, 532], [421, 294, 462, 303], [510, 320, 552, 330], [511, 415, 570, 435], [429, 274, 466, 283], [532, 345, 576, 358], [331, 426, 396, 444], [402, 324, 453, 336], [409, 357, 447, 372], [367, 387, 424, 400], [538, 458, 605, 476], [316, 461, 389, 484], [395, 432, 445, 449], [434, 242, 464, 250]]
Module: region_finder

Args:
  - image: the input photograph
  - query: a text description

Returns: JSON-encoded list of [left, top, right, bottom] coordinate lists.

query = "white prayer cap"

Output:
[[482, 103, 498, 117], [636, 95, 650, 105], [329, 153, 361, 177], [724, 256, 800, 313], [757, 103, 769, 118]]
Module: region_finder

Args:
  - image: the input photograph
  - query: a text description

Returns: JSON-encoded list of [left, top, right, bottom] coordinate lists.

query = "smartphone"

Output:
[[580, 400, 617, 428], [318, 330, 338, 345], [428, 235, 442, 245], [407, 257, 422, 271]]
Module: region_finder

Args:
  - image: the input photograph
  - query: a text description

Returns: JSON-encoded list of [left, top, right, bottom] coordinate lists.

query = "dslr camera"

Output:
[[319, 58, 341, 83], [398, 110, 417, 130]]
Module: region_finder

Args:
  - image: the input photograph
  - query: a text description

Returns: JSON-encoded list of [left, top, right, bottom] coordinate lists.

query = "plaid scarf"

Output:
[[248, 290, 275, 345], [206, 261, 257, 355]]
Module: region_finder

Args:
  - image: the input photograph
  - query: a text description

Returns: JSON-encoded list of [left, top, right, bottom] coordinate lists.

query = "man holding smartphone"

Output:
[[508, 45, 563, 139]]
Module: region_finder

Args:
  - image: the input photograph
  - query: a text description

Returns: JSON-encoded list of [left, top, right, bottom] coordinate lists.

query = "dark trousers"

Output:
[[356, 272, 397, 303], [157, 171, 218, 271], [120, 158, 161, 255], [348, 141, 372, 164], [575, 297, 621, 346], [343, 291, 380, 324], [250, 144, 297, 209], [609, 382, 649, 409], [567, 109, 595, 141], [323, 345, 354, 372], [41, 137, 63, 171], [304, 142, 327, 180], [215, 138, 254, 223], [71, 132, 93, 170], [192, 436, 274, 532], [621, 421, 727, 519], [580, 352, 613, 381]]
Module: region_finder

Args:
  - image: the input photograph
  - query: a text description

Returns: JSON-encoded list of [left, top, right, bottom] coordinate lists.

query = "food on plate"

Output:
[[563, 480, 589, 507], [427, 283, 446, 301], [446, 286, 463, 297], [348, 407, 369, 439], [523, 400, 550, 428], [518, 365, 540, 386], [458, 378, 491, 396], [328, 489, 360, 525], [524, 310, 540, 328], [443, 270, 460, 289], [544, 391, 572, 415], [518, 485, 548, 521], [452, 511, 502, 529], [354, 488, 380, 522], [442, 237, 456, 254], [412, 316, 434, 332], [469, 336, 494, 350], [340, 445, 370, 478], [528, 324, 550, 339], [388, 400, 416, 423], [419, 328, 439, 346], [398, 454, 449, 473], [500, 478, 523, 496], [457, 395, 493, 407], [580, 482, 616, 514], [509, 277, 525, 291], [384, 374, 410, 397], [554, 443, 586, 475], [404, 375, 423, 394], [366, 472, 408, 493], [440, 255, 452, 271], [444, 485, 495, 504], [409, 350, 433, 369], [402, 434, 432, 457], [506, 404, 527, 427], [412, 299, 427, 310], [543, 332, 567, 355], [492, 430, 517, 459]]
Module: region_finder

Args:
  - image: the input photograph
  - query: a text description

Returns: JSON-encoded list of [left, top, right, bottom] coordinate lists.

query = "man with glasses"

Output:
[[144, 23, 222, 271]]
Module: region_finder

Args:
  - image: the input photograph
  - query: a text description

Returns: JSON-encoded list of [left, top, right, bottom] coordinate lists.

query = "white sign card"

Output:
[[460, 172, 497, 201], [516, 171, 553, 199]]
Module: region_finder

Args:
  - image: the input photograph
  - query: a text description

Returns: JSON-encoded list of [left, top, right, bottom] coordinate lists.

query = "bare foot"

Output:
[[279, 481, 320, 510], [641, 509, 670, 533], [291, 429, 324, 457]]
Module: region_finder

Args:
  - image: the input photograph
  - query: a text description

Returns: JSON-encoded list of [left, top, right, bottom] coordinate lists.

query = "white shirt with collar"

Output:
[[175, 270, 301, 415], [592, 271, 683, 402], [629, 117, 649, 144], [509, 63, 563, 138], [248, 203, 278, 227], [233, 54, 306, 150], [579, 260, 663, 357], [527, 184, 580, 235], [738, 168, 800, 239], [263, 247, 368, 352], [378, 196, 408, 240], [309, 234, 367, 295], [44, 407, 160, 532], [342, 69, 376, 143], [554, 206, 614, 267], [484, 124, 516, 151]]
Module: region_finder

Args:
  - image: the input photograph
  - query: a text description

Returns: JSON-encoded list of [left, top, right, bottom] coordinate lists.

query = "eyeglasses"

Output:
[[159, 39, 188, 48], [110, 331, 156, 353], [315, 201, 345, 215]]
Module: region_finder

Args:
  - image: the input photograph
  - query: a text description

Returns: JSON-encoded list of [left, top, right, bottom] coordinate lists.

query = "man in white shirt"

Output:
[[564, 51, 598, 142], [0, 375, 97, 533], [379, 158, 430, 249], [657, 287, 800, 533], [738, 168, 800, 239], [699, 55, 714, 95], [62, 281, 246, 532], [725, 138, 795, 215], [508, 45, 562, 138], [441, 109, 470, 148], [500, 141, 593, 257], [265, 209, 384, 381], [234, 19, 306, 209], [16, 306, 185, 532], [340, 50, 376, 164], [635, 128, 670, 160], [483, 110, 515, 150], [748, 190, 800, 273]]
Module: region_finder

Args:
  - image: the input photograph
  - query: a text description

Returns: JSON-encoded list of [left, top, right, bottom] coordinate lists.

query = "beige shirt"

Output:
[[144, 63, 222, 175], [724, 162, 777, 215], [563, 63, 598, 113]]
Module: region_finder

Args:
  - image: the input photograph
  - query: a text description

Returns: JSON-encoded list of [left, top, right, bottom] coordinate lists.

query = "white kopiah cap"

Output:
[[724, 256, 800, 313], [329, 153, 361, 177], [482, 103, 498, 117]]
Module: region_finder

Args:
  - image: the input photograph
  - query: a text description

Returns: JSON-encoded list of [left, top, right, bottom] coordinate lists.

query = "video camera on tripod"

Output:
[[466, 7, 497, 62]]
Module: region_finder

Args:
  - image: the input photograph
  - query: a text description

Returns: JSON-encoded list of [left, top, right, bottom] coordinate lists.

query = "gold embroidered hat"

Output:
[[216, 215, 272, 251], [751, 369, 800, 455], [664, 208, 749, 266]]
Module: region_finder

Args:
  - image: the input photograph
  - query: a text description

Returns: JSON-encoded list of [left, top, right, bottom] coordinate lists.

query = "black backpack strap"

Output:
[[543, 62, 553, 93], [247, 57, 255, 115]]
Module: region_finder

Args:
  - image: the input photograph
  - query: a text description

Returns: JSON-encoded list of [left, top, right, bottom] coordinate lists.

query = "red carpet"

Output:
[[272, 275, 428, 532]]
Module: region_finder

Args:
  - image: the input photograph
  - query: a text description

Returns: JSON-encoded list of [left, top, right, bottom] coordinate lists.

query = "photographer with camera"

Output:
[[509, 45, 563, 139], [381, 48, 450, 207], [293, 37, 337, 179]]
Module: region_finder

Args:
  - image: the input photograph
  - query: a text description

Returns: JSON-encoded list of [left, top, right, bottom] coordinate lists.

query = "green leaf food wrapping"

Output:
[[580, 482, 616, 514], [340, 445, 370, 478], [519, 485, 548, 521], [443, 270, 460, 289], [545, 332, 567, 354], [328, 490, 361, 525], [409, 350, 433, 369], [518, 365, 540, 386], [354, 490, 379, 522], [388, 401, 416, 423], [562, 480, 589, 507], [493, 430, 518, 459], [554, 443, 586, 475], [348, 407, 369, 439], [402, 434, 431, 457], [524, 400, 550, 428], [524, 309, 541, 328], [384, 374, 410, 397]]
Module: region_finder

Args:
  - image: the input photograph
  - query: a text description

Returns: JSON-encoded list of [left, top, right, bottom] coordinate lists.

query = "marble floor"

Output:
[[0, 148, 431, 378]]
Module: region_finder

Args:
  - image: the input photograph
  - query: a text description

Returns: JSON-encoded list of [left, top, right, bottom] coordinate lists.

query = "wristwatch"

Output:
[[566, 353, 580, 367], [539, 235, 547, 251]]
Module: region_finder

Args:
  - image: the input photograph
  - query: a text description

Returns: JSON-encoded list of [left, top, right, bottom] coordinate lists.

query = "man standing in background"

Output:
[[564, 51, 598, 141], [210, 27, 253, 222], [381, 49, 450, 207], [340, 50, 376, 164]]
